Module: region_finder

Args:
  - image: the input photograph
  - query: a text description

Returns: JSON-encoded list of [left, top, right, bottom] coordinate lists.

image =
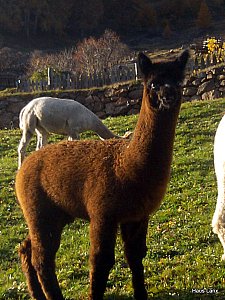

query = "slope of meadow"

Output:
[[0, 98, 225, 299]]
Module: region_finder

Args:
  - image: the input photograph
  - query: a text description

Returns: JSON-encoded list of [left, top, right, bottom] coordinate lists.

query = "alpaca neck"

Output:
[[121, 87, 181, 184], [93, 118, 117, 139]]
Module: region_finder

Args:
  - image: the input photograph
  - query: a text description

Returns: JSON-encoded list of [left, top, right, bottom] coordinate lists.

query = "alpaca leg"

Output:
[[217, 232, 225, 260], [35, 128, 49, 150], [30, 234, 64, 300], [36, 131, 43, 150], [212, 199, 225, 260], [89, 219, 117, 300], [27, 213, 67, 300], [41, 131, 49, 147], [19, 236, 47, 300], [18, 130, 33, 169], [121, 218, 149, 300]]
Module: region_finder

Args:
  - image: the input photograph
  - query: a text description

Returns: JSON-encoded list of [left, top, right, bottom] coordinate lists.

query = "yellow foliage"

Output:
[[204, 38, 225, 63], [206, 38, 219, 53]]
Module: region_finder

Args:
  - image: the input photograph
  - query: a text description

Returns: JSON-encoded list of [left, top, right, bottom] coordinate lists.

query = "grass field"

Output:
[[0, 98, 225, 300]]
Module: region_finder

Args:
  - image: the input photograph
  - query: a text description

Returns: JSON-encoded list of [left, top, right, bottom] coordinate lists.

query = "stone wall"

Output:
[[1, 65, 225, 129], [183, 66, 225, 101], [0, 82, 143, 129]]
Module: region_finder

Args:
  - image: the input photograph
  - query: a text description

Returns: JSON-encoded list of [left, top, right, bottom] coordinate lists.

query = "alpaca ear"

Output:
[[175, 49, 189, 70], [138, 52, 152, 78]]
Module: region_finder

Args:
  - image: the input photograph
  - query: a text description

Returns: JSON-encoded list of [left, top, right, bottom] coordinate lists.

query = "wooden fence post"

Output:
[[134, 62, 138, 81], [48, 67, 53, 89]]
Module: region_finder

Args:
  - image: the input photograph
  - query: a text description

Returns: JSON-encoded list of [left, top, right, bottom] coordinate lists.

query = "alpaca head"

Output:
[[138, 50, 189, 110]]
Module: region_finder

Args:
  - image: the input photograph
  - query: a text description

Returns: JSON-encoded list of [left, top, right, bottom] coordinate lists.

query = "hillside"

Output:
[[1, 18, 225, 53], [0, 0, 225, 53], [0, 98, 225, 299]]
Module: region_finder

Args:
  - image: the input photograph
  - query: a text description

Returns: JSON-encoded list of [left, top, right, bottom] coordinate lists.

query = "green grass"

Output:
[[0, 99, 225, 299]]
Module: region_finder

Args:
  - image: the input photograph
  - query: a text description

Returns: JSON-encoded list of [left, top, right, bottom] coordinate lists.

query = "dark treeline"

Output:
[[0, 0, 224, 40]]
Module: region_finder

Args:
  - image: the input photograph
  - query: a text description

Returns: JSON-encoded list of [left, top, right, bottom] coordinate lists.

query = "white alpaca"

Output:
[[212, 114, 225, 260], [18, 97, 119, 169]]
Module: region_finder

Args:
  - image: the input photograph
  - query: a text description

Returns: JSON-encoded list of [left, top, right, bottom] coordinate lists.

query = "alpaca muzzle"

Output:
[[150, 84, 177, 110]]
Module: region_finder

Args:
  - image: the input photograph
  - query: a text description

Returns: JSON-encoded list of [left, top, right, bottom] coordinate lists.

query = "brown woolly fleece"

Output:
[[15, 50, 189, 300]]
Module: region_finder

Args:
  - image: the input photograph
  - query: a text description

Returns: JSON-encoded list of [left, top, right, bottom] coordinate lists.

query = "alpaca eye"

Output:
[[151, 83, 159, 91]]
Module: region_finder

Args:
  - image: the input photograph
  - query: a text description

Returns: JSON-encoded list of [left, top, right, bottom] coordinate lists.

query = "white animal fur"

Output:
[[18, 97, 119, 169], [212, 114, 225, 260]]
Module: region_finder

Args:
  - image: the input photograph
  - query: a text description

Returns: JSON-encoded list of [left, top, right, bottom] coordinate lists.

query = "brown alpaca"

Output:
[[16, 50, 189, 300]]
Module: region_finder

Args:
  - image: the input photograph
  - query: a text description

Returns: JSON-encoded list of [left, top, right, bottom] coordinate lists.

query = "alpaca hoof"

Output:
[[134, 288, 148, 300]]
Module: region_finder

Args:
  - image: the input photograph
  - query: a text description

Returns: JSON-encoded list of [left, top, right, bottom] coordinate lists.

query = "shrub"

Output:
[[205, 37, 225, 63], [27, 49, 76, 81], [73, 29, 131, 75]]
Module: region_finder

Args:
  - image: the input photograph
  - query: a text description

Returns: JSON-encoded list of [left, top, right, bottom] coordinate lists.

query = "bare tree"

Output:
[[74, 29, 131, 75], [26, 30, 131, 79], [196, 0, 212, 29], [73, 37, 98, 75], [0, 47, 28, 74], [27, 48, 76, 79], [56, 49, 76, 73]]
